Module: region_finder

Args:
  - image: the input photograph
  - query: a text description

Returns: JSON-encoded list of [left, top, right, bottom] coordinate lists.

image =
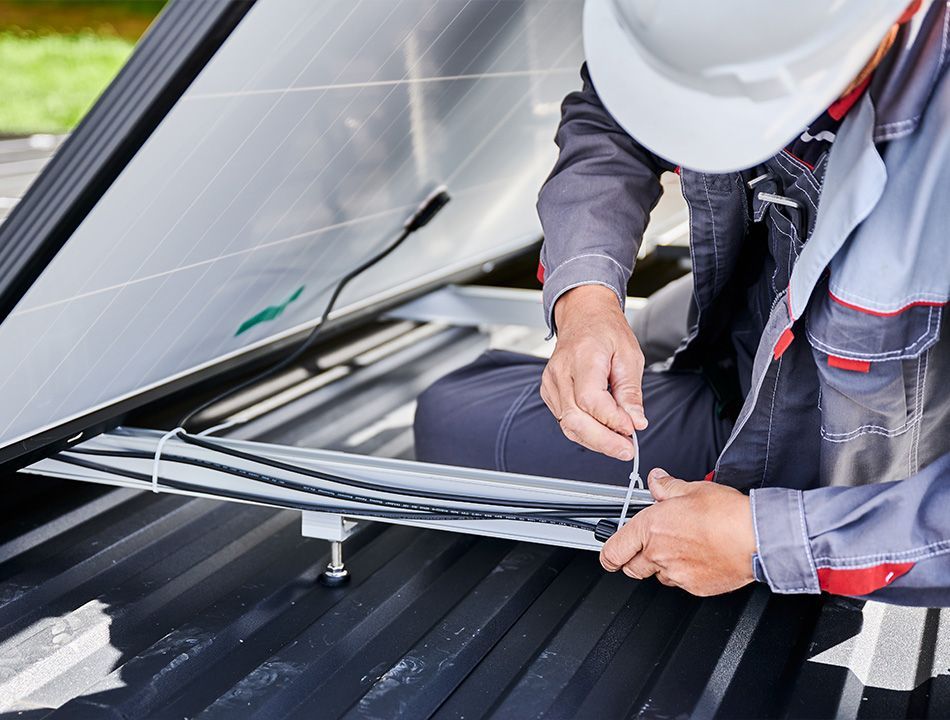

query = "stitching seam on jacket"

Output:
[[774, 152, 821, 206], [700, 174, 721, 293], [875, 6, 949, 140], [819, 346, 925, 442], [773, 151, 821, 206], [797, 492, 819, 584], [913, 349, 928, 472], [806, 307, 939, 359], [749, 491, 776, 589], [821, 420, 917, 442], [770, 211, 800, 297], [749, 492, 813, 592], [543, 253, 629, 283], [761, 357, 782, 487], [814, 540, 950, 566], [680, 174, 704, 320], [827, 287, 949, 307]]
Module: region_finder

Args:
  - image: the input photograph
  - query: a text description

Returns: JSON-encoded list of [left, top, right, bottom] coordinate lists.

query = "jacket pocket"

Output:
[[806, 290, 942, 443]]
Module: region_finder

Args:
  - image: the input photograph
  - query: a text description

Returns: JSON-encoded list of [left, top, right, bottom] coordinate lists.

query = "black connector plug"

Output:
[[404, 185, 451, 231]]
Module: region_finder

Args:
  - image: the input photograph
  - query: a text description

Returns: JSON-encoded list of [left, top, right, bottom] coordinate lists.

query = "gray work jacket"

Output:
[[537, 1, 950, 606]]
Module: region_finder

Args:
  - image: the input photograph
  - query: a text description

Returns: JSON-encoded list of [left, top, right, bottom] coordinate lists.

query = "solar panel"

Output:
[[0, 0, 584, 463]]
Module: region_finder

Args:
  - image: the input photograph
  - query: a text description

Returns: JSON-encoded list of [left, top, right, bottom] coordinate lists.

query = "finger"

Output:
[[648, 468, 691, 501], [539, 371, 561, 419], [573, 356, 635, 436], [560, 406, 635, 461], [655, 571, 679, 588], [610, 342, 648, 430], [623, 553, 660, 580], [600, 514, 648, 570]]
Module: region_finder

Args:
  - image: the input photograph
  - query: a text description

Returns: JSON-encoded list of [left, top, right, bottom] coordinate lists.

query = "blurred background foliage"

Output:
[[0, 0, 166, 136]]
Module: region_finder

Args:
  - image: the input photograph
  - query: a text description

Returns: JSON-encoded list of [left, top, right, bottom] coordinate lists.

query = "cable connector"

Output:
[[594, 519, 618, 543], [404, 185, 451, 231]]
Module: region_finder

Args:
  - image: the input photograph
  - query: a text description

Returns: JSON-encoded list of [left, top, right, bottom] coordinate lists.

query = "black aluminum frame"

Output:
[[0, 0, 258, 467]]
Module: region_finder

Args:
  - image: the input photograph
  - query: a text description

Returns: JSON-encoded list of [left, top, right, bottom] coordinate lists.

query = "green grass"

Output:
[[0, 30, 134, 134], [0, 1, 164, 135]]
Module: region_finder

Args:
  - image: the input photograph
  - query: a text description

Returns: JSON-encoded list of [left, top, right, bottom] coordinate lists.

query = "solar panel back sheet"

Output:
[[0, 0, 584, 459]]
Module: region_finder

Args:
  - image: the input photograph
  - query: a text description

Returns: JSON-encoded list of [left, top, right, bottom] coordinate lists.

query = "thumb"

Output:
[[648, 468, 689, 501]]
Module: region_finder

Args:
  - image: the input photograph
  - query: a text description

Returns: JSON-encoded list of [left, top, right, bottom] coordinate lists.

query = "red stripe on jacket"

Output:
[[817, 562, 914, 596], [829, 290, 946, 317], [827, 355, 871, 373]]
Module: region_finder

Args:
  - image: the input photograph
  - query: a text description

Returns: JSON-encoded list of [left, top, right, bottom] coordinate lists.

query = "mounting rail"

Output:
[[25, 427, 652, 552]]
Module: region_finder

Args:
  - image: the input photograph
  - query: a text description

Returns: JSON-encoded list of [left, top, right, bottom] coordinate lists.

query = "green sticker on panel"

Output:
[[236, 285, 305, 336]]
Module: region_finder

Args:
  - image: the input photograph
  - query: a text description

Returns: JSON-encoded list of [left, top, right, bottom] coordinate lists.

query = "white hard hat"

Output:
[[583, 0, 915, 172]]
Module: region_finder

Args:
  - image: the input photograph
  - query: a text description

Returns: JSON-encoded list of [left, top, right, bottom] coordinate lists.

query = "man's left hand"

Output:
[[600, 468, 757, 596]]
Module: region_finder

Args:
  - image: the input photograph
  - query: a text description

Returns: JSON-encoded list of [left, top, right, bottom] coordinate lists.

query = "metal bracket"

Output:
[[387, 285, 646, 329], [301, 511, 361, 542], [302, 514, 358, 586]]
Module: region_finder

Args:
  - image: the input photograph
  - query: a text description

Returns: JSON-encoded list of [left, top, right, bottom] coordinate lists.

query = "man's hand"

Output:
[[541, 285, 647, 461], [600, 469, 757, 596]]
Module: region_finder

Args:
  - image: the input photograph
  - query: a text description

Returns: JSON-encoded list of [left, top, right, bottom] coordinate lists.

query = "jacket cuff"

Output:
[[541, 254, 628, 336], [749, 488, 821, 594]]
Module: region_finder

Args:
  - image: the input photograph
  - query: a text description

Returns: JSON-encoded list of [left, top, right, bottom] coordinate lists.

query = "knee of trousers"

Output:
[[413, 369, 497, 470], [413, 374, 455, 462], [413, 351, 544, 470]]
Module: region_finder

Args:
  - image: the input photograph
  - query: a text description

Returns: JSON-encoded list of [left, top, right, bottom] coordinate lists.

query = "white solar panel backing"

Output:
[[0, 0, 584, 454]]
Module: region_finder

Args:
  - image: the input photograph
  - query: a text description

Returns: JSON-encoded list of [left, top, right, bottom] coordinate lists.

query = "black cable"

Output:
[[178, 186, 453, 432], [57, 452, 599, 532], [69, 445, 647, 517], [178, 434, 649, 515], [54, 454, 520, 524]]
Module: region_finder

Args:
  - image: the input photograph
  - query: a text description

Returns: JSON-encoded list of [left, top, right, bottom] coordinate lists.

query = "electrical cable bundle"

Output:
[[54, 186, 648, 541], [60, 435, 650, 534]]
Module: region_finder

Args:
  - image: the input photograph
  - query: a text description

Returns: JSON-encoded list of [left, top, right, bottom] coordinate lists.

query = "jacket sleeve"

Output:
[[537, 63, 671, 334], [749, 451, 950, 606]]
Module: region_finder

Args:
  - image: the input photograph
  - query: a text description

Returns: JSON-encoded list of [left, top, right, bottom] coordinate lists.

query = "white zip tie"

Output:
[[152, 427, 184, 493], [617, 431, 642, 530]]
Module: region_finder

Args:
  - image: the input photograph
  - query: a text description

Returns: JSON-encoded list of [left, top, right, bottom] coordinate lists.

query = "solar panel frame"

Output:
[[0, 0, 583, 468], [0, 0, 257, 326], [0, 1, 262, 468]]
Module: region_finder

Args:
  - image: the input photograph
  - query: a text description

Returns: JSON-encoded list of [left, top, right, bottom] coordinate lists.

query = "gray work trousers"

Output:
[[414, 275, 733, 486]]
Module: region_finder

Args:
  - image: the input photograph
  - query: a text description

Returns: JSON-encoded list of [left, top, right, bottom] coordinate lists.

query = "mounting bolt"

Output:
[[319, 540, 350, 587]]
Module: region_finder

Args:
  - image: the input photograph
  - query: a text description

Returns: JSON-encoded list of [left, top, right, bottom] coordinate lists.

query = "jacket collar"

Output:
[[871, 0, 950, 141]]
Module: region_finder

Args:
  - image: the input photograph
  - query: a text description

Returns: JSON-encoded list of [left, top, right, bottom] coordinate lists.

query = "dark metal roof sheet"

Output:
[[3, 476, 949, 719]]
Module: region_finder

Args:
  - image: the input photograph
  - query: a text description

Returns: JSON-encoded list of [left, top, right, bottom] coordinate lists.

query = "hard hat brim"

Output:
[[583, 0, 903, 173]]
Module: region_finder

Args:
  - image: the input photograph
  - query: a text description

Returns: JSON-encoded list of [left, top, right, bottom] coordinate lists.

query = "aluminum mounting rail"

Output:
[[24, 427, 653, 552], [387, 285, 646, 329]]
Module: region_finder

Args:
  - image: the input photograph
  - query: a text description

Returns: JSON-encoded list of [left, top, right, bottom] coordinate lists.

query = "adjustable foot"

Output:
[[319, 540, 350, 587]]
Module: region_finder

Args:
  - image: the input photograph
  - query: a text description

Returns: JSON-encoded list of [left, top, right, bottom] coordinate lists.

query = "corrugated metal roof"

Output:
[[4, 473, 950, 718], [3, 138, 949, 719]]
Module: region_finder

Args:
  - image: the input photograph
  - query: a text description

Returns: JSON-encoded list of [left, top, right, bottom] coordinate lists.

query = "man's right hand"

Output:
[[541, 285, 648, 461]]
